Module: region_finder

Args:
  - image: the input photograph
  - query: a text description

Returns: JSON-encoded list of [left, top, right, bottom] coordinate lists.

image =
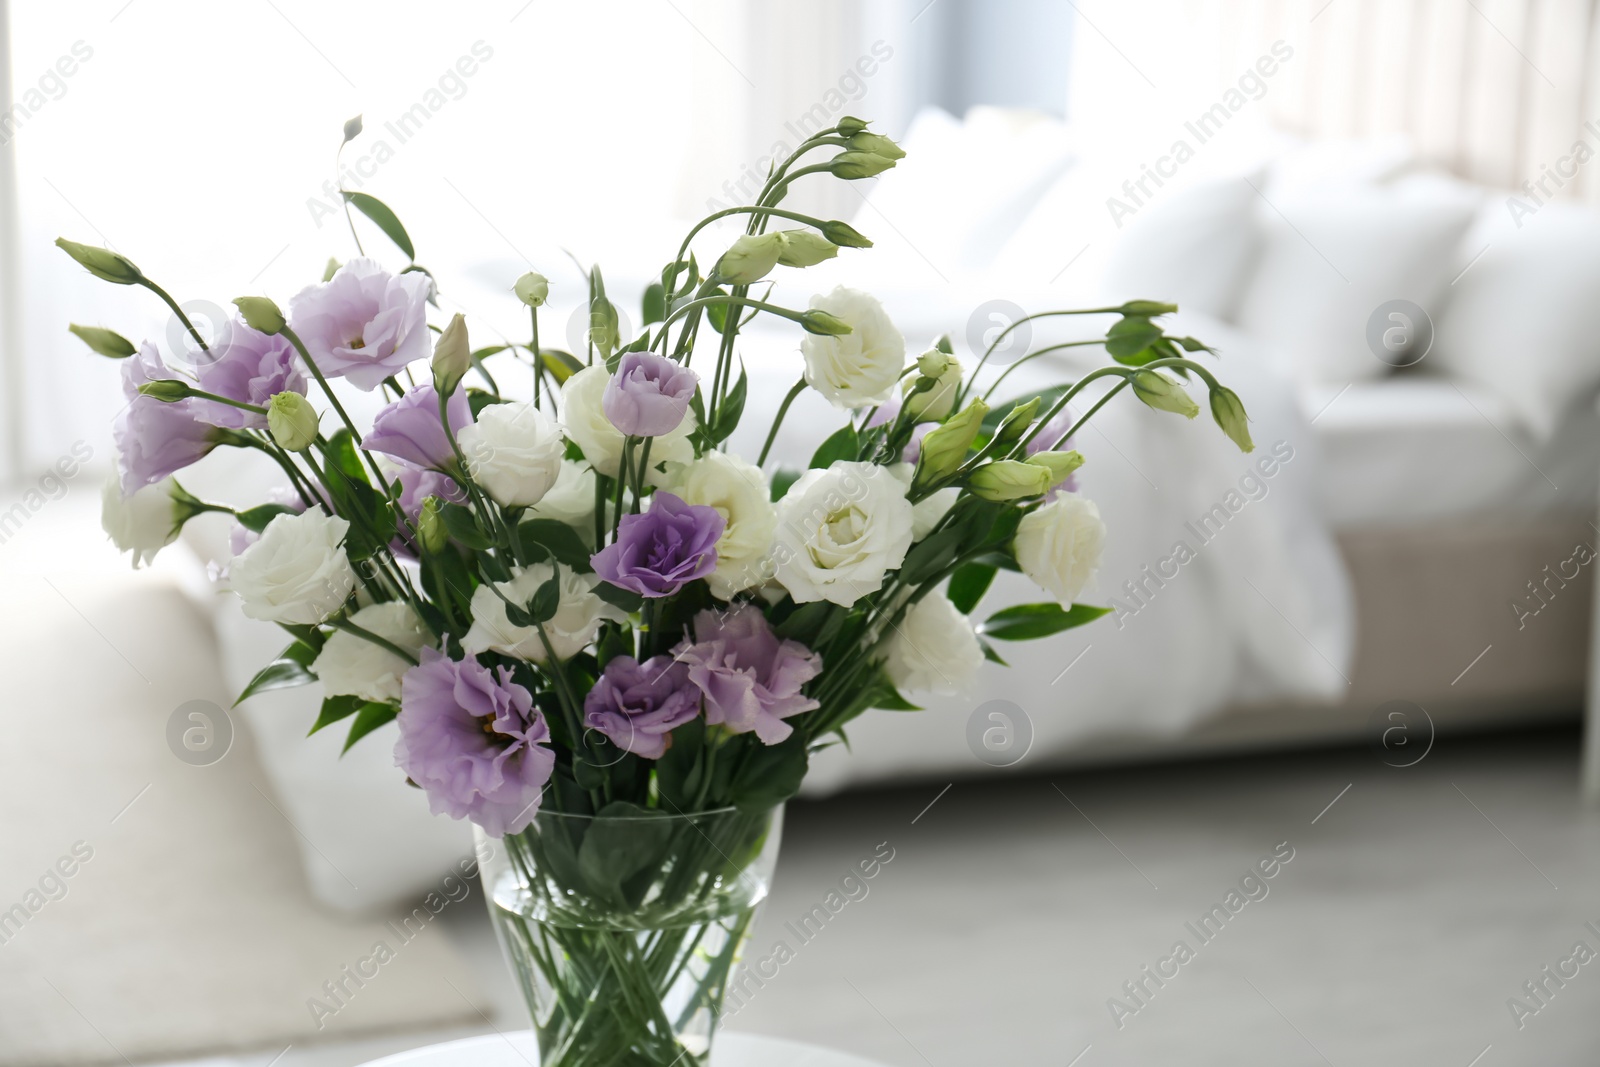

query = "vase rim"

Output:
[[509, 802, 780, 826]]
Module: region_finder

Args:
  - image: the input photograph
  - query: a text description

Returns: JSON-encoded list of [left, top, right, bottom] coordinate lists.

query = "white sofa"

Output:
[[181, 107, 1600, 914]]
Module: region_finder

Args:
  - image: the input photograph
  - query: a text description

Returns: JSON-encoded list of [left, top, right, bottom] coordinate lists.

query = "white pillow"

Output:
[[1433, 200, 1600, 439], [854, 105, 1076, 277], [1233, 173, 1479, 385], [1098, 174, 1263, 320]]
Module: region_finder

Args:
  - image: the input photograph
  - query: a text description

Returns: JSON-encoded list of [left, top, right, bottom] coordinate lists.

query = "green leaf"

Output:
[[770, 468, 801, 502], [539, 349, 585, 383], [979, 637, 1009, 666], [466, 387, 505, 420], [341, 191, 415, 260], [979, 602, 1113, 641], [947, 562, 997, 615], [642, 281, 667, 325], [861, 672, 921, 711], [592, 581, 644, 614], [527, 570, 562, 625], [654, 718, 705, 809], [236, 503, 297, 534], [309, 694, 363, 735], [705, 286, 732, 334], [439, 503, 492, 550], [234, 643, 319, 706], [726, 732, 809, 813], [773, 601, 834, 645], [711, 364, 747, 444], [577, 801, 674, 905], [342, 702, 399, 753], [809, 425, 858, 469], [1105, 316, 1164, 362], [933, 333, 954, 355], [520, 518, 594, 572], [324, 429, 369, 483]]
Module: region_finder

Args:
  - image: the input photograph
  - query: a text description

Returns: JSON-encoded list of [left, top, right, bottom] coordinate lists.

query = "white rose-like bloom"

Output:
[[773, 461, 914, 606], [560, 365, 696, 481], [311, 601, 432, 704], [462, 563, 625, 662], [457, 400, 564, 507], [884, 594, 983, 696], [100, 473, 179, 568], [800, 286, 906, 409], [667, 450, 777, 599], [1014, 493, 1107, 605], [230, 506, 357, 624], [526, 459, 597, 528], [887, 463, 959, 541]]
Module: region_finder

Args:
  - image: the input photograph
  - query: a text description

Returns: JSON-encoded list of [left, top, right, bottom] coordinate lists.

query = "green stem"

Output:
[[138, 278, 208, 354], [757, 378, 807, 467], [329, 617, 420, 665]]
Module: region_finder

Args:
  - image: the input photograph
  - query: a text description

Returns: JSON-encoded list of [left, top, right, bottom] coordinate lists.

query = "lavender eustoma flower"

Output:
[[114, 342, 222, 495], [364, 384, 470, 470], [673, 603, 822, 744], [591, 492, 724, 598], [395, 648, 555, 837], [287, 257, 432, 391], [583, 655, 702, 759], [602, 352, 699, 437], [1025, 406, 1079, 496], [195, 317, 306, 430]]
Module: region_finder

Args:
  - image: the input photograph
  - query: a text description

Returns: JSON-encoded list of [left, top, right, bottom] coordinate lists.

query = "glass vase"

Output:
[[476, 804, 783, 1066]]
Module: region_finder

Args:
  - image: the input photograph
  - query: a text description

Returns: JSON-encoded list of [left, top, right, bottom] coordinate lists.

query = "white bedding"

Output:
[[1307, 377, 1600, 529]]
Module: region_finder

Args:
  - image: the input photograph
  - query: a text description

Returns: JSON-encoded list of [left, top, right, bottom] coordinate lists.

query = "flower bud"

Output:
[[417, 496, 449, 555], [431, 312, 471, 395], [820, 219, 873, 248], [915, 398, 989, 485], [968, 460, 1052, 501], [848, 131, 905, 161], [68, 324, 136, 359], [323, 257, 341, 282], [232, 295, 285, 335], [829, 151, 896, 179], [1131, 370, 1199, 418], [776, 230, 839, 268], [342, 114, 363, 144], [1025, 449, 1085, 485], [514, 271, 549, 307], [712, 232, 784, 285], [800, 308, 853, 336], [267, 391, 319, 451], [836, 115, 869, 138], [994, 398, 1041, 445], [1209, 385, 1254, 452], [138, 379, 192, 403], [1118, 299, 1178, 317], [55, 238, 142, 285], [903, 352, 962, 421]]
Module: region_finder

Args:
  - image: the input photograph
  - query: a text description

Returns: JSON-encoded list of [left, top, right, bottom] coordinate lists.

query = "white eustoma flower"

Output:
[[100, 473, 180, 568], [230, 506, 357, 624], [1014, 493, 1106, 605], [884, 594, 983, 696], [559, 365, 696, 480], [526, 459, 597, 528], [666, 450, 777, 599], [772, 461, 914, 606], [888, 463, 959, 541], [799, 286, 906, 409], [462, 563, 625, 662], [457, 400, 565, 508], [311, 600, 432, 704]]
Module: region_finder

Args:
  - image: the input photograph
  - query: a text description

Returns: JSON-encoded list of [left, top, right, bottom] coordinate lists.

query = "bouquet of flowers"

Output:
[[65, 115, 1250, 1066]]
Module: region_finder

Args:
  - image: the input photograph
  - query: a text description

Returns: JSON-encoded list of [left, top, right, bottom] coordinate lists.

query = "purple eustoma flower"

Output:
[[114, 342, 222, 495], [1025, 406, 1079, 496], [602, 352, 699, 437], [364, 385, 470, 470], [672, 603, 822, 745], [195, 317, 306, 430], [287, 257, 432, 391], [583, 655, 702, 759], [591, 492, 724, 598], [395, 648, 555, 837]]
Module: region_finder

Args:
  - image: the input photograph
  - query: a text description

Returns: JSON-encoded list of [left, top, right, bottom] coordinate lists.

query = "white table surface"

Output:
[[358, 1031, 887, 1067]]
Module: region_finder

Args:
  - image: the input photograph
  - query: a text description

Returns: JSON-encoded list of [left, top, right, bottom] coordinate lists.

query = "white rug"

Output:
[[0, 493, 484, 1066]]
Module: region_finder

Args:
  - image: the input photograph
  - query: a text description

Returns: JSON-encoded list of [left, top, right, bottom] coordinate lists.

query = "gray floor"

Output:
[[163, 725, 1600, 1066]]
